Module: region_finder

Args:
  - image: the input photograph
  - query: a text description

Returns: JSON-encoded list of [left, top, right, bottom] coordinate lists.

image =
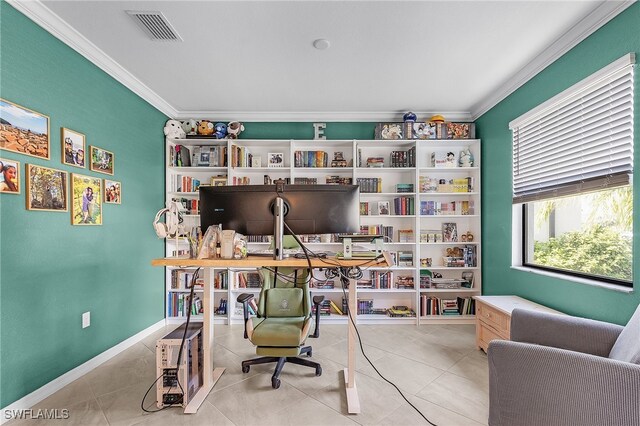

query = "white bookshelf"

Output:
[[164, 137, 481, 325]]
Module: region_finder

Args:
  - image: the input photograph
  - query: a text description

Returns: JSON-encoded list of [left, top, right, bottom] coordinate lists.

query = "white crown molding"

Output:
[[0, 319, 166, 425], [7, 0, 177, 118], [173, 110, 474, 122], [470, 0, 636, 121]]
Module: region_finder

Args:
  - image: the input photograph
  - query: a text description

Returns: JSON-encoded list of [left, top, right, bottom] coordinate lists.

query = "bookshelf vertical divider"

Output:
[[164, 137, 481, 325]]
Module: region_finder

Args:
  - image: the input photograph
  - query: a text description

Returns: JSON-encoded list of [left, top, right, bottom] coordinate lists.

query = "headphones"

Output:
[[153, 202, 184, 238]]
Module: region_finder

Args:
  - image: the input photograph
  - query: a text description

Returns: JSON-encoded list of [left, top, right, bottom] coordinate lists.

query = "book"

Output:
[[329, 300, 344, 315]]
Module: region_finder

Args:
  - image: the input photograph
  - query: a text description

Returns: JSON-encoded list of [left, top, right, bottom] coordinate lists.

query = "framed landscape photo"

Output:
[[71, 173, 102, 225], [26, 164, 67, 211], [61, 127, 86, 168], [0, 158, 21, 194], [104, 179, 121, 204], [267, 152, 284, 168], [89, 146, 114, 175], [0, 98, 50, 159]]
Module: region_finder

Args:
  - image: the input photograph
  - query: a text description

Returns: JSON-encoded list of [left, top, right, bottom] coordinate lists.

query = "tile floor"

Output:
[[9, 323, 489, 426]]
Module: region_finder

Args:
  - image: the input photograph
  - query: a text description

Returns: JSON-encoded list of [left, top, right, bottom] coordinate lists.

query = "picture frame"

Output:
[[251, 155, 262, 168], [210, 176, 227, 186], [461, 271, 474, 288], [267, 152, 284, 168], [0, 98, 50, 159], [0, 158, 21, 194], [377, 200, 390, 215], [89, 146, 114, 175], [71, 173, 102, 225], [26, 164, 68, 211], [61, 127, 86, 168], [104, 179, 121, 204], [442, 222, 458, 242]]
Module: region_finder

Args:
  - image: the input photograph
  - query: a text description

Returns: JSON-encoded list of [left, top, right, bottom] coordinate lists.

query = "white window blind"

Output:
[[510, 54, 635, 204]]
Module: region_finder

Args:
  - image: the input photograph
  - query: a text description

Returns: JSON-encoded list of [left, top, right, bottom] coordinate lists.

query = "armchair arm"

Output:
[[310, 295, 325, 338], [236, 293, 254, 339], [488, 340, 640, 426], [511, 308, 623, 357]]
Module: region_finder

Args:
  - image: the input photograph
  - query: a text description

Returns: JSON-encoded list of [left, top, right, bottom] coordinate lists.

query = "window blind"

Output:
[[510, 54, 635, 204]]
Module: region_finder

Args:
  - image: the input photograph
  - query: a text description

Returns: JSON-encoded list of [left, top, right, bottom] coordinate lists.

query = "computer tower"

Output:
[[156, 322, 203, 408]]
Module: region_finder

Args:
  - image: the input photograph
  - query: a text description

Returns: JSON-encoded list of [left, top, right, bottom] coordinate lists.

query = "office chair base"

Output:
[[241, 346, 322, 389]]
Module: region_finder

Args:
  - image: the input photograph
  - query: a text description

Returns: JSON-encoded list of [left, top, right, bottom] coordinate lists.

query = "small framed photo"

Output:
[[26, 164, 68, 211], [61, 128, 86, 168], [0, 158, 21, 194], [0, 98, 50, 159], [461, 271, 474, 288], [104, 179, 121, 204], [71, 173, 102, 225], [210, 176, 227, 186], [251, 155, 262, 168], [442, 222, 458, 242], [89, 146, 114, 175], [377, 201, 390, 215], [268, 152, 284, 168]]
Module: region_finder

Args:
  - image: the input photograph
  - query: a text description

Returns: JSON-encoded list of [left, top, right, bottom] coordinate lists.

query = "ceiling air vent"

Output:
[[126, 11, 182, 41]]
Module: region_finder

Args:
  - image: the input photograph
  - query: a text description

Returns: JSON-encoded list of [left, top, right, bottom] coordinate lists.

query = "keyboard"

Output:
[[249, 248, 305, 258]]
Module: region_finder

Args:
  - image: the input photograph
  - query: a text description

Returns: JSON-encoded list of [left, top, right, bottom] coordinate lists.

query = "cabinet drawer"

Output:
[[478, 322, 506, 348], [477, 302, 508, 333]]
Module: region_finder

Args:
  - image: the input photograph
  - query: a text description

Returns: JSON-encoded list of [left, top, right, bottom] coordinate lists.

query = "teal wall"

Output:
[[476, 3, 640, 325], [241, 122, 376, 140], [0, 3, 167, 407]]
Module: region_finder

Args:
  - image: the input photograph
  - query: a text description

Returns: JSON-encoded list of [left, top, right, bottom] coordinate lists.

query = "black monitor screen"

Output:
[[199, 184, 360, 236]]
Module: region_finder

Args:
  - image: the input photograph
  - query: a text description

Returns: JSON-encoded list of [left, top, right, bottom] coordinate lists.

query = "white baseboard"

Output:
[[1, 319, 166, 424]]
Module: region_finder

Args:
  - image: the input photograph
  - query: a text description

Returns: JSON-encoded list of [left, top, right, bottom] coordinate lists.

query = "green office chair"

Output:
[[237, 237, 324, 389]]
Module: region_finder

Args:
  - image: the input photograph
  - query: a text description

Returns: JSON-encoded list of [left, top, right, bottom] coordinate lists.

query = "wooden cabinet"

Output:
[[474, 295, 561, 352]]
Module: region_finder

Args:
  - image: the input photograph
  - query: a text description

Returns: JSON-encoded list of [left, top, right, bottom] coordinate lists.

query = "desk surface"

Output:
[[152, 253, 392, 268]]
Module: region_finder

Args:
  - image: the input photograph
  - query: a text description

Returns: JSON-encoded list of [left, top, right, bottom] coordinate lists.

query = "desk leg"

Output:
[[184, 267, 224, 414], [344, 276, 360, 414]]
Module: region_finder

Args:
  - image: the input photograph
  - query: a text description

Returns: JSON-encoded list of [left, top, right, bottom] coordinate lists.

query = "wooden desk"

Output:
[[473, 295, 562, 353], [152, 254, 392, 414]]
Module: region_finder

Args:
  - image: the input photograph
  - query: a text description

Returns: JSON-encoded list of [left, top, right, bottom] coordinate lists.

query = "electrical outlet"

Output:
[[82, 312, 90, 328]]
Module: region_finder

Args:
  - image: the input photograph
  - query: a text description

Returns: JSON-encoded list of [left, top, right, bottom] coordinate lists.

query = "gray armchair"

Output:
[[488, 305, 640, 426]]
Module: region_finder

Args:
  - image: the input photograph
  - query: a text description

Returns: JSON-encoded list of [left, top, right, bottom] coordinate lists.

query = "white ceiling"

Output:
[[12, 1, 633, 121]]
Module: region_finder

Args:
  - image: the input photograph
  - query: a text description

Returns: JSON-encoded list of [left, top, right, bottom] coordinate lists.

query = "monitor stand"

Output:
[[273, 196, 285, 260]]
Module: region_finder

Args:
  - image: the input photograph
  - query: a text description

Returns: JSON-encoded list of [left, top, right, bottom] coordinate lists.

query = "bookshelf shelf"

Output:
[[164, 136, 481, 325]]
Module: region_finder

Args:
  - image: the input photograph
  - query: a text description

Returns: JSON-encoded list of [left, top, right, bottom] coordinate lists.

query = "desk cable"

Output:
[[283, 222, 436, 426], [140, 268, 201, 413]]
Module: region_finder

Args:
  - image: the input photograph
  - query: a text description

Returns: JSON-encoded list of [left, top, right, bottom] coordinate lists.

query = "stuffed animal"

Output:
[[164, 119, 186, 139], [214, 122, 227, 139], [181, 119, 198, 136], [198, 120, 215, 136], [227, 121, 245, 139]]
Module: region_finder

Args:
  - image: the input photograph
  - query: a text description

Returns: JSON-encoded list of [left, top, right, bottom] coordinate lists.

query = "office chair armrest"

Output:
[[310, 295, 325, 339], [236, 293, 254, 339]]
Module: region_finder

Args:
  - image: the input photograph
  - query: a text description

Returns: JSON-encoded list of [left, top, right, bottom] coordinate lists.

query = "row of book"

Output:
[[356, 177, 383, 193], [419, 176, 475, 193], [419, 296, 476, 316], [393, 197, 415, 215], [293, 150, 330, 168], [229, 144, 256, 168], [172, 197, 199, 215], [170, 269, 204, 290], [214, 271, 229, 289], [359, 224, 394, 241], [389, 147, 416, 167], [172, 175, 201, 193], [236, 272, 262, 288], [420, 200, 475, 216], [215, 298, 228, 315], [167, 293, 203, 317], [396, 183, 414, 193]]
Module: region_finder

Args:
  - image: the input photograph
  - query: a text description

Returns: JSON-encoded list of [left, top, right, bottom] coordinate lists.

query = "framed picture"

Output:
[[461, 271, 474, 288], [377, 201, 390, 215], [442, 222, 458, 242], [0, 98, 50, 159], [71, 173, 102, 225], [104, 179, 121, 204], [26, 164, 68, 211], [89, 146, 114, 175], [61, 127, 86, 168], [251, 155, 262, 168], [267, 152, 284, 168], [0, 158, 20, 194], [210, 176, 227, 186]]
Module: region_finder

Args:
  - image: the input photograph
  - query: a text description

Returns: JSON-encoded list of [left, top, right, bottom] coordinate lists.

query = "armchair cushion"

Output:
[[250, 317, 309, 347], [609, 304, 640, 364]]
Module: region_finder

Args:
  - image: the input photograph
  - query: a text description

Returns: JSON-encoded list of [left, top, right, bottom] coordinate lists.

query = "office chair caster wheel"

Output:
[[271, 377, 281, 389], [242, 365, 250, 373], [315, 366, 322, 376]]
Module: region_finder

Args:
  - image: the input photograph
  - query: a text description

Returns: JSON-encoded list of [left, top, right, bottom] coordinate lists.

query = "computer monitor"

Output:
[[199, 184, 360, 259]]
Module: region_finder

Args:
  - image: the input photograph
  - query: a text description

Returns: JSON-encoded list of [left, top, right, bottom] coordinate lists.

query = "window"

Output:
[[511, 54, 634, 286]]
